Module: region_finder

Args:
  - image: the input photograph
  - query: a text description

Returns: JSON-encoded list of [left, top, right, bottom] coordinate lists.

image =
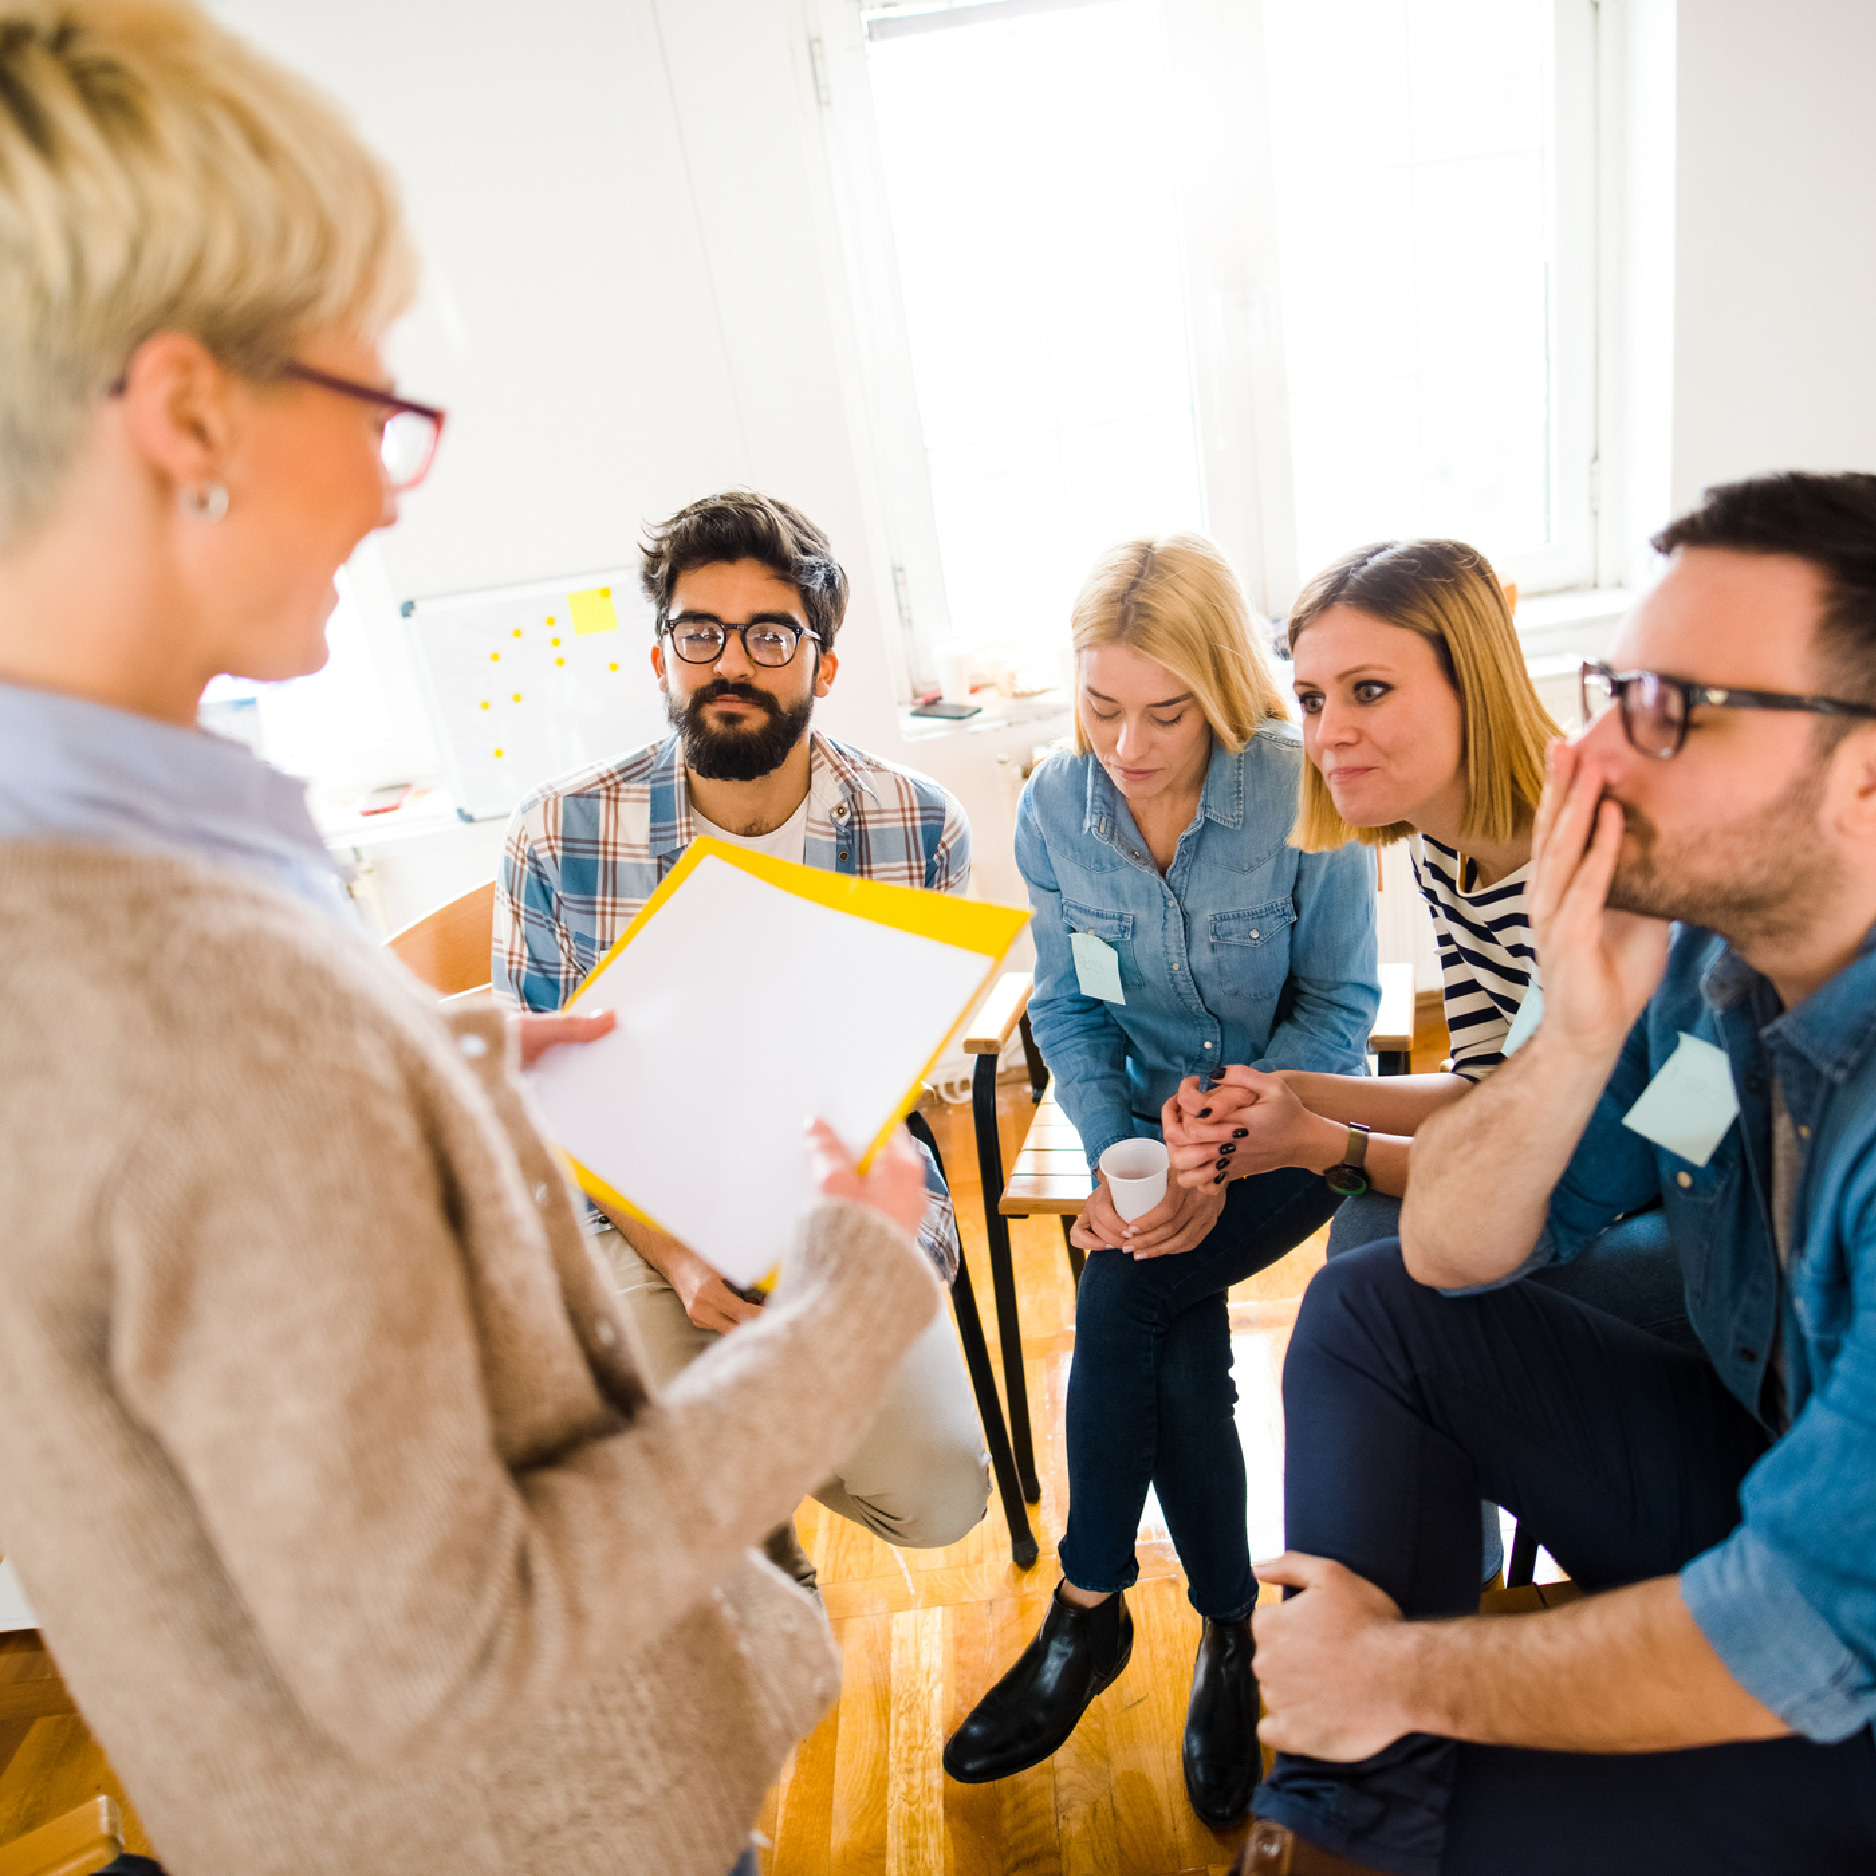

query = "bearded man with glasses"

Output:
[[1239, 472, 1876, 1876], [494, 489, 987, 1587]]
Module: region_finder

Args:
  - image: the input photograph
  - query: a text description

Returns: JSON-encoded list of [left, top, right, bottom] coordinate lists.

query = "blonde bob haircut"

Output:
[[1287, 538, 1560, 852], [1070, 533, 1290, 756], [0, 0, 418, 547]]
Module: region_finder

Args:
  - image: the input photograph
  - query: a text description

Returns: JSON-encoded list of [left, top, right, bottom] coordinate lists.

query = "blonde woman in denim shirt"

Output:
[[943, 535, 1378, 1827]]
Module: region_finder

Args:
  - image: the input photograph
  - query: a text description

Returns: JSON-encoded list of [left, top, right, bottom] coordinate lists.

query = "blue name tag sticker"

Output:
[[1071, 930, 1126, 1004], [1503, 983, 1543, 1057], [1621, 1031, 1740, 1167]]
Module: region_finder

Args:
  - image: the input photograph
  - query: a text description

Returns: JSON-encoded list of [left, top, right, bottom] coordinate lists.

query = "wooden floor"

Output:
[[0, 1009, 1450, 1873]]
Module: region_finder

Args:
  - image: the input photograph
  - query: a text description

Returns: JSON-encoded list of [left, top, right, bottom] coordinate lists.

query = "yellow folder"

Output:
[[526, 837, 1030, 1285]]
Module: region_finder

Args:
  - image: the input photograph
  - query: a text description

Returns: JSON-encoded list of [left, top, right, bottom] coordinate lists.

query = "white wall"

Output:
[[1669, 0, 1876, 508]]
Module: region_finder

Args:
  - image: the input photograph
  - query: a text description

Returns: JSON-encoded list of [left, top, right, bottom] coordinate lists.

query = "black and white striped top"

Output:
[[1410, 834, 1535, 1082]]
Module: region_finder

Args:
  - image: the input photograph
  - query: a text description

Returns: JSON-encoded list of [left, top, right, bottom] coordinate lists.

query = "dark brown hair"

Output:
[[1652, 472, 1876, 704], [639, 489, 850, 651]]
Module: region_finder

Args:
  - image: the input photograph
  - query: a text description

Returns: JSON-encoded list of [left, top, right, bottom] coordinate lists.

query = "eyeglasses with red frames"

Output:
[[1579, 659, 1876, 760], [106, 358, 447, 492], [278, 362, 446, 492]]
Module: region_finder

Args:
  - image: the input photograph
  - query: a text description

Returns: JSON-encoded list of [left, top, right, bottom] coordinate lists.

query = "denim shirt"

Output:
[[1013, 726, 1379, 1171], [1536, 922, 1876, 1742]]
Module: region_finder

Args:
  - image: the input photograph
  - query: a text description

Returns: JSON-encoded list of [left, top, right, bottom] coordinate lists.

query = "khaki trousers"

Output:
[[595, 1227, 990, 1550]]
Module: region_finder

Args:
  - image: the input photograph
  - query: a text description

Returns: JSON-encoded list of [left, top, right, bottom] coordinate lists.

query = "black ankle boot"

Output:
[[1184, 1614, 1260, 1827], [942, 1584, 1133, 1782]]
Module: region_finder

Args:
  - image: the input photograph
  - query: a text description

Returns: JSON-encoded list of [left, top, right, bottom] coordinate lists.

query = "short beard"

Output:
[[666, 677, 815, 782], [1605, 756, 1840, 949]]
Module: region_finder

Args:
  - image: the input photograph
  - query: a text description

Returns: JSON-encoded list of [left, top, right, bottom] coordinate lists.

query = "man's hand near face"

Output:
[[1400, 740, 1674, 1289]]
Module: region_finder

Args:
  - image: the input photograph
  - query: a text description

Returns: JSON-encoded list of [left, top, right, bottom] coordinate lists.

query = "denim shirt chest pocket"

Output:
[[1661, 1131, 1742, 1319], [1061, 897, 1140, 992], [1206, 901, 1295, 1008]]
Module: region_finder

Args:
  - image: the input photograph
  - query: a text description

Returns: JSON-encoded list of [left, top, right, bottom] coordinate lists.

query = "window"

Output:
[[198, 549, 438, 807], [816, 0, 1599, 695]]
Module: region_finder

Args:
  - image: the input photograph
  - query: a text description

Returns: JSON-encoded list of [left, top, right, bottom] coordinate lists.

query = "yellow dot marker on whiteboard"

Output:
[[511, 628, 522, 638], [609, 662, 618, 671], [555, 657, 565, 667], [550, 636, 561, 647], [512, 693, 522, 703], [479, 701, 489, 711], [490, 651, 500, 661], [493, 748, 503, 758]]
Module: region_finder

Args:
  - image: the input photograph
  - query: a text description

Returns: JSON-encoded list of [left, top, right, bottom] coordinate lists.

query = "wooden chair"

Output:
[[385, 879, 498, 998], [0, 1798, 122, 1876], [968, 959, 1420, 1506]]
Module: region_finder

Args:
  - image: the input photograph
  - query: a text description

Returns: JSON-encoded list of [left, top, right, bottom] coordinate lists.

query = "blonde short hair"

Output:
[[1070, 533, 1290, 755], [0, 0, 417, 545], [1287, 539, 1560, 852]]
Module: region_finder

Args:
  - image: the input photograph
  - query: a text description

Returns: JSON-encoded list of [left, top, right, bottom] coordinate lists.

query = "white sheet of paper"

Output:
[[1071, 930, 1126, 1004], [1503, 982, 1543, 1057], [524, 855, 993, 1285], [1621, 1031, 1740, 1167], [0, 1557, 36, 1632]]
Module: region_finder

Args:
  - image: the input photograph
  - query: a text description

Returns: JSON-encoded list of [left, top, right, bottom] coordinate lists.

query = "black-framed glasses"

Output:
[[279, 362, 446, 492], [1580, 659, 1876, 760], [660, 615, 817, 668]]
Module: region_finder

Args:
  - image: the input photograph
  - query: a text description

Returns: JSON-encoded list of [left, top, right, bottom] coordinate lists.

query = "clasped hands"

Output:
[[1162, 1065, 1326, 1188]]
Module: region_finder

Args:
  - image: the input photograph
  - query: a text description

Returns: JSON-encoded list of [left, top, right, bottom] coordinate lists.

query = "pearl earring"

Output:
[[181, 481, 230, 521]]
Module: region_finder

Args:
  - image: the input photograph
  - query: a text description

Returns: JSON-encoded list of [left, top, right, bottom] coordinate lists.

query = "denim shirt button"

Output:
[[1203, 1041, 1213, 1050], [1677, 1171, 1692, 1189]]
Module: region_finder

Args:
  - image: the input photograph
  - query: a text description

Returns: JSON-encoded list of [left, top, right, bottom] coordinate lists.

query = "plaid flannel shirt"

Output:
[[494, 729, 971, 1280]]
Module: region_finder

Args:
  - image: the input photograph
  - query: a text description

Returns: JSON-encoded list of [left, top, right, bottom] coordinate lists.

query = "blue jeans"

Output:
[[1058, 1166, 1338, 1620], [1328, 1197, 1696, 1581], [1253, 1242, 1876, 1876]]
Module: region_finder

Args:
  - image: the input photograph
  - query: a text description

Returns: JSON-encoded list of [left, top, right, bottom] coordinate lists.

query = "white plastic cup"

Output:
[[934, 640, 974, 706], [1099, 1137, 1170, 1222]]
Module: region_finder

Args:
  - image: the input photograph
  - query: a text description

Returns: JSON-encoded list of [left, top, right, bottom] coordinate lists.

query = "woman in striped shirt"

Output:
[[1162, 540, 1689, 1341]]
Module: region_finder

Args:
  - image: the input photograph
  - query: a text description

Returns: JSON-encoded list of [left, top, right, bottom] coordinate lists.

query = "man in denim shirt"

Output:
[[1243, 474, 1876, 1876]]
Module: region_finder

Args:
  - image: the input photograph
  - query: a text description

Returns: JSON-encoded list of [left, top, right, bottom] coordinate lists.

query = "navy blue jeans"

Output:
[[1252, 1241, 1876, 1876], [1058, 1166, 1338, 1620]]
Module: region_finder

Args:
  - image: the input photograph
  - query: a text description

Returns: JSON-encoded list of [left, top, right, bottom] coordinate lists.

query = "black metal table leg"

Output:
[[972, 1052, 1041, 1503], [1059, 1214, 1085, 1286], [1377, 1048, 1410, 1076], [950, 1255, 1039, 1567], [1018, 1011, 1049, 1101]]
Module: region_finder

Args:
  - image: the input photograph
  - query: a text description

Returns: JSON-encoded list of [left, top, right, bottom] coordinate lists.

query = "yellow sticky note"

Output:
[[570, 587, 619, 636]]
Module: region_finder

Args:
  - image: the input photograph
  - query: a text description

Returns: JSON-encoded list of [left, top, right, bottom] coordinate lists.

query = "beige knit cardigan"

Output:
[[0, 843, 940, 1876]]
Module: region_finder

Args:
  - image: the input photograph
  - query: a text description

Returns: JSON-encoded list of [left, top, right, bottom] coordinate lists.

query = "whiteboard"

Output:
[[524, 853, 1003, 1286], [405, 570, 670, 821]]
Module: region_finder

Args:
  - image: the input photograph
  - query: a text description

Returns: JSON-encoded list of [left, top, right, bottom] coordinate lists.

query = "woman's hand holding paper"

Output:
[[803, 1120, 931, 1240], [514, 1007, 617, 1069]]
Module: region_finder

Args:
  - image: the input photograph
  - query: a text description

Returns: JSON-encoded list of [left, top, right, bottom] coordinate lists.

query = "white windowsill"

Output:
[[891, 592, 1631, 746]]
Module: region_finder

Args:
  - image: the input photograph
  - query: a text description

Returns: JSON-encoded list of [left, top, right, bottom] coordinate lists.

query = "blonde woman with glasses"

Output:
[[0, 7, 943, 1874]]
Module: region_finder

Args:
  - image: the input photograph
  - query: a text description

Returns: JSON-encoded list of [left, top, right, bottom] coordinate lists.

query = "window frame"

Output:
[[809, 0, 1607, 700]]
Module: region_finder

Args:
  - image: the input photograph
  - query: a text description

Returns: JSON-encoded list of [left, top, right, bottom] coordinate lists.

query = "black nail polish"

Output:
[[1213, 1171, 1227, 1184], [1233, 1128, 1248, 1139], [1221, 1141, 1236, 1153], [1197, 1107, 1212, 1119]]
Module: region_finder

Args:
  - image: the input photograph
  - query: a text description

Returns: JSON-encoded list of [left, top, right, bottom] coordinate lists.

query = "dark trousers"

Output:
[[1058, 1166, 1338, 1619], [1252, 1240, 1876, 1876]]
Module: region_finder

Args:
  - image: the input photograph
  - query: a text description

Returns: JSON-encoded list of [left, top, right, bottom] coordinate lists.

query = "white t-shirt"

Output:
[[690, 795, 810, 865]]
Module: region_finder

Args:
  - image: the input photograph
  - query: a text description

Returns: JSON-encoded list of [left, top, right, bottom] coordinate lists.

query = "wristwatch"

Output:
[[1323, 1123, 1372, 1197]]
